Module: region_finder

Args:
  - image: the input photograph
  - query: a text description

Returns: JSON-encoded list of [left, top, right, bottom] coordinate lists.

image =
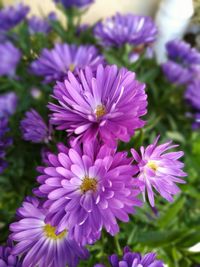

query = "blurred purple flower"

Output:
[[0, 3, 29, 31], [49, 64, 147, 145], [54, 0, 94, 9], [28, 12, 57, 35], [0, 42, 21, 77], [30, 43, 104, 83], [0, 245, 22, 267], [131, 136, 187, 207], [0, 118, 12, 174], [35, 141, 142, 245], [162, 40, 200, 85], [94, 13, 157, 47], [95, 247, 164, 267], [185, 79, 200, 110], [10, 196, 89, 267], [0, 92, 18, 118], [20, 109, 52, 143]]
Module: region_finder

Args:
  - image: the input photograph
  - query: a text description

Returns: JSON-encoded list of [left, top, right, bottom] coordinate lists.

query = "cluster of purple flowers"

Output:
[[95, 246, 164, 267], [0, 2, 187, 266], [162, 39, 200, 129]]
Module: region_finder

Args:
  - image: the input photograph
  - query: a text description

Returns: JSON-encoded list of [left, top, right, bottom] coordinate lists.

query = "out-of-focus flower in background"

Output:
[[54, 0, 94, 9], [30, 43, 104, 82], [94, 13, 157, 48], [0, 92, 18, 118], [0, 42, 21, 77], [20, 109, 52, 144]]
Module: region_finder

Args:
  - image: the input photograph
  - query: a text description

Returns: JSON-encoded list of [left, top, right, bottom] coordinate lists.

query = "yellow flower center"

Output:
[[95, 105, 106, 119], [147, 161, 158, 171], [43, 224, 67, 240], [69, 64, 75, 72], [80, 176, 97, 194]]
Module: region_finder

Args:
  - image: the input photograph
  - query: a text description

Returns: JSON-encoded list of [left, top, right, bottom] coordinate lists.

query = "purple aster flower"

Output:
[[162, 40, 200, 85], [0, 92, 18, 118], [48, 64, 147, 145], [54, 0, 94, 9], [20, 109, 52, 143], [0, 118, 12, 174], [166, 40, 200, 64], [192, 113, 200, 130], [10, 196, 89, 267], [28, 12, 57, 35], [30, 43, 104, 83], [0, 245, 22, 267], [185, 79, 200, 110], [95, 246, 164, 267], [35, 141, 142, 245], [94, 13, 157, 47], [0, 42, 21, 77], [131, 136, 187, 207], [0, 3, 29, 31]]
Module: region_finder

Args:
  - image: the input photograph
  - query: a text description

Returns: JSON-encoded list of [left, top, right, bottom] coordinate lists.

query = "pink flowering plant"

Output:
[[0, 1, 200, 267]]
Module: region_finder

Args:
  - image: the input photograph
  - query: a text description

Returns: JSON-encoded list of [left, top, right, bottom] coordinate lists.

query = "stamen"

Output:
[[147, 161, 158, 171], [69, 64, 75, 72], [95, 105, 106, 119], [80, 176, 97, 193], [44, 224, 67, 240]]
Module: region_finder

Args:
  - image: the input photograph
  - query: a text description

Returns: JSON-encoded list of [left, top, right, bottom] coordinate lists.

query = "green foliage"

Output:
[[0, 5, 200, 267]]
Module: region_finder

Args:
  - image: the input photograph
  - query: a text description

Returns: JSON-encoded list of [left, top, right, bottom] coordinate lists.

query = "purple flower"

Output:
[[48, 64, 147, 145], [131, 136, 187, 207], [166, 40, 200, 64], [95, 246, 164, 267], [0, 92, 18, 118], [20, 109, 52, 143], [28, 13, 57, 35], [0, 245, 22, 267], [185, 79, 200, 110], [10, 196, 89, 267], [0, 118, 12, 174], [192, 113, 200, 130], [162, 61, 194, 85], [94, 13, 157, 47], [54, 0, 94, 9], [0, 3, 29, 31], [0, 42, 21, 77], [30, 43, 104, 83], [35, 141, 142, 245], [162, 40, 200, 85]]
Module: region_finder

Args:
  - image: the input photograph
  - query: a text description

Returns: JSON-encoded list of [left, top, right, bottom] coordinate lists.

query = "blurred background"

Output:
[[3, 0, 160, 23]]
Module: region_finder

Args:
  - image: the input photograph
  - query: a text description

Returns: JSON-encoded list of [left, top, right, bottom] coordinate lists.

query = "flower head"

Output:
[[10, 197, 89, 267], [0, 245, 22, 267], [162, 40, 200, 85], [131, 136, 187, 207], [95, 246, 164, 267], [0, 3, 29, 31], [0, 92, 18, 118], [185, 79, 200, 110], [54, 0, 94, 9], [94, 13, 157, 47], [0, 118, 12, 174], [35, 141, 142, 245], [28, 13, 57, 35], [30, 43, 103, 83], [0, 42, 21, 77], [49, 64, 147, 145], [20, 109, 52, 143]]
